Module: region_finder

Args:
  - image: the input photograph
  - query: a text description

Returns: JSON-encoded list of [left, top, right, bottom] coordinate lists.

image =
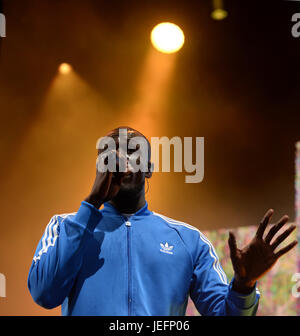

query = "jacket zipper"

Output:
[[125, 220, 132, 316]]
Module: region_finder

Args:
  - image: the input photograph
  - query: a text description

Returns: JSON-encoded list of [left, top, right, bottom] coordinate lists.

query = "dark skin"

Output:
[[85, 127, 298, 295], [85, 128, 152, 213], [230, 210, 297, 293]]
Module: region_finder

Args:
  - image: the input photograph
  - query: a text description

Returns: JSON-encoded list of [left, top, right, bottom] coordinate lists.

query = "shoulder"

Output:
[[151, 211, 216, 254], [56, 211, 77, 220], [51, 211, 76, 221], [151, 211, 207, 245], [45, 211, 77, 229], [152, 211, 199, 233]]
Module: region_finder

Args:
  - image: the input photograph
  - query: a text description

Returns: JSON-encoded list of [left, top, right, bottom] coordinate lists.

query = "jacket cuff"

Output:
[[74, 201, 102, 232], [227, 277, 259, 310]]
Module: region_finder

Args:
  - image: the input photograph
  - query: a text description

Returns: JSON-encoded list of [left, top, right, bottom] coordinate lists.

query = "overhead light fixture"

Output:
[[211, 0, 228, 21]]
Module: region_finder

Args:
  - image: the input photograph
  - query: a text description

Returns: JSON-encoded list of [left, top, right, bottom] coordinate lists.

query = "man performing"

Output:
[[28, 127, 297, 316]]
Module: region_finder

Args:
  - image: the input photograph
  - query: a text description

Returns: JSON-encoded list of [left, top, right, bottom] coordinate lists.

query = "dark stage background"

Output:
[[0, 0, 299, 315]]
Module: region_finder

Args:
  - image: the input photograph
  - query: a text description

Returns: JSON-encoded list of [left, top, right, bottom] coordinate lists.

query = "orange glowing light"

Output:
[[150, 22, 185, 54]]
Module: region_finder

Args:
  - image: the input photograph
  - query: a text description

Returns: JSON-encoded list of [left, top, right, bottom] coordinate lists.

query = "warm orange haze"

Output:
[[0, 0, 299, 316]]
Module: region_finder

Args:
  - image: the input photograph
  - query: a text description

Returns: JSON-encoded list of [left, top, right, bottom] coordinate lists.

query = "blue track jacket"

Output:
[[28, 201, 260, 316]]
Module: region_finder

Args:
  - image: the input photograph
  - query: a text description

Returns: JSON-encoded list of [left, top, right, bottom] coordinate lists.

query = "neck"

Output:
[[108, 188, 146, 214]]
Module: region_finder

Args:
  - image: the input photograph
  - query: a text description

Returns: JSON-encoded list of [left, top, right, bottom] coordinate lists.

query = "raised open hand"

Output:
[[228, 209, 297, 293]]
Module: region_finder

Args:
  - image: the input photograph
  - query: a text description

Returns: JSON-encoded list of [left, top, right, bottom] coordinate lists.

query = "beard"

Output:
[[109, 173, 147, 214], [116, 179, 145, 199]]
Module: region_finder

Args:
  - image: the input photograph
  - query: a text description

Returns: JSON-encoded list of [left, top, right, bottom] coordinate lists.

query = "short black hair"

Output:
[[107, 126, 151, 161]]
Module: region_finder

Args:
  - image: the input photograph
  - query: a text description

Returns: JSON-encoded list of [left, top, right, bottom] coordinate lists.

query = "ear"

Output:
[[145, 162, 153, 179]]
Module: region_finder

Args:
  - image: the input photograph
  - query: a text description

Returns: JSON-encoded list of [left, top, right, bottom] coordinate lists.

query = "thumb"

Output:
[[228, 231, 238, 259]]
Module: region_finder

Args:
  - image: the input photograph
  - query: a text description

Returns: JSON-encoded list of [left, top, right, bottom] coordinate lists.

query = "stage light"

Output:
[[211, 0, 228, 21], [59, 63, 72, 74], [211, 8, 228, 20], [150, 22, 185, 54]]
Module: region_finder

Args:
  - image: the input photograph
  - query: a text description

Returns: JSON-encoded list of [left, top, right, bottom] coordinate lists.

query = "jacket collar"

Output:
[[102, 201, 151, 218]]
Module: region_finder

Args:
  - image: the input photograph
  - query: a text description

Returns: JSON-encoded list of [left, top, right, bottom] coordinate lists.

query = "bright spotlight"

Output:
[[211, 8, 228, 21], [211, 0, 228, 21], [150, 22, 185, 54], [59, 63, 72, 75]]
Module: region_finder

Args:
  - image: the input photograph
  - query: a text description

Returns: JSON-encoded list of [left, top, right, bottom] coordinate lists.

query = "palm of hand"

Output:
[[231, 236, 278, 285], [228, 209, 297, 288]]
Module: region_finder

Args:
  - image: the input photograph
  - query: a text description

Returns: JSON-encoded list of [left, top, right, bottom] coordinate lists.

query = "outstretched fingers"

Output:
[[265, 215, 289, 244], [256, 209, 274, 239], [270, 224, 297, 251], [274, 240, 298, 259]]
